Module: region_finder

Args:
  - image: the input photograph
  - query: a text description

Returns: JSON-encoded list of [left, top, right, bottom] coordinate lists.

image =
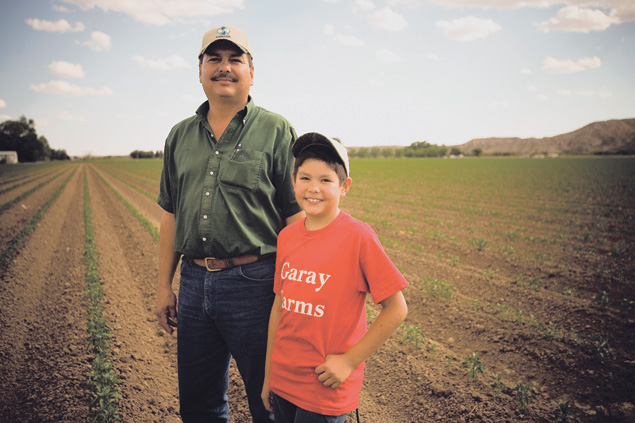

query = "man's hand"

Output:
[[315, 354, 355, 389], [156, 285, 177, 334]]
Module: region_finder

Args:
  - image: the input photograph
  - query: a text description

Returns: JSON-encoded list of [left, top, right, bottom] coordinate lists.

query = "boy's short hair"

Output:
[[292, 133, 349, 185]]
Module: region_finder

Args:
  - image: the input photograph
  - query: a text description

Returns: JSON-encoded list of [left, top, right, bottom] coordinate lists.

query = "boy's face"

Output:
[[293, 158, 351, 228]]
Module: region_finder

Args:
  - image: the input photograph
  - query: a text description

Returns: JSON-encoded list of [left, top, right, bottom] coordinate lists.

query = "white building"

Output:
[[0, 151, 18, 164]]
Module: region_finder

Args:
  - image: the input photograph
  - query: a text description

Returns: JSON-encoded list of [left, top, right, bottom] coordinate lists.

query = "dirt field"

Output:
[[1, 160, 633, 422]]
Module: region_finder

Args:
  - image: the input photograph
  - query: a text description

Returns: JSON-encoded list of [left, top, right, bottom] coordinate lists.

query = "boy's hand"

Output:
[[315, 354, 355, 389], [261, 384, 274, 413]]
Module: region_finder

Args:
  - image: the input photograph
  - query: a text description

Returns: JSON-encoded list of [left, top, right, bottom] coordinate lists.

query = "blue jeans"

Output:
[[272, 394, 347, 423], [177, 257, 276, 423]]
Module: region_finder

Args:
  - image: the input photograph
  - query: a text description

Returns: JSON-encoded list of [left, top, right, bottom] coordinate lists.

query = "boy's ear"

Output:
[[340, 177, 352, 196]]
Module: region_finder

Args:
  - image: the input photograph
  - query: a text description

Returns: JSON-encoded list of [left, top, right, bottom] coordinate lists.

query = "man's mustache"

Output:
[[212, 73, 238, 82]]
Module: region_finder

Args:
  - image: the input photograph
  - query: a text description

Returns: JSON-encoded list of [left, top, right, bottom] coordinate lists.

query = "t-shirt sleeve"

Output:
[[358, 228, 409, 304], [157, 136, 174, 213], [273, 125, 302, 219]]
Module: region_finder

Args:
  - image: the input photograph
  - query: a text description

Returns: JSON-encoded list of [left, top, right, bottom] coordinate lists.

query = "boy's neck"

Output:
[[304, 208, 341, 231]]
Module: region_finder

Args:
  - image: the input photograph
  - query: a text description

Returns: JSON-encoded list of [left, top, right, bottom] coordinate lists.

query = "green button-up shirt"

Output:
[[158, 97, 302, 259]]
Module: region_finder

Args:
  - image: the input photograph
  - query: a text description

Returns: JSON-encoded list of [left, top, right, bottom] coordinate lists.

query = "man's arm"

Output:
[[315, 290, 408, 388], [156, 210, 180, 334], [261, 294, 283, 413]]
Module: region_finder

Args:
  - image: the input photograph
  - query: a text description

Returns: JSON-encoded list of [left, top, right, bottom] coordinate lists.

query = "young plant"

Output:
[[528, 275, 543, 291], [552, 401, 580, 423], [470, 238, 488, 252], [491, 374, 505, 398], [588, 335, 614, 364], [461, 352, 485, 381], [399, 323, 426, 349], [595, 291, 610, 308], [545, 322, 561, 342], [512, 383, 535, 411], [421, 277, 456, 301]]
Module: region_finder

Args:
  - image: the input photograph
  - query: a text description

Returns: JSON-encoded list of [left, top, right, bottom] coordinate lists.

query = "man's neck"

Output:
[[206, 97, 247, 138]]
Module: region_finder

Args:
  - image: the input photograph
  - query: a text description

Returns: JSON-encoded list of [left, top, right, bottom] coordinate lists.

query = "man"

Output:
[[156, 25, 303, 422]]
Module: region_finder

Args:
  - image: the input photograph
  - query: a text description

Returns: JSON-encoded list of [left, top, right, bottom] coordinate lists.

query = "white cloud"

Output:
[[521, 68, 533, 74], [25, 18, 85, 32], [526, 85, 537, 92], [428, 1, 635, 23], [369, 7, 408, 31], [48, 61, 85, 78], [133, 55, 191, 70], [436, 16, 502, 41], [537, 94, 549, 101], [30, 80, 114, 96], [577, 89, 613, 97], [0, 99, 6, 108], [61, 0, 245, 25], [543, 55, 601, 73], [536, 6, 618, 32], [557, 88, 611, 97], [428, 0, 553, 9], [59, 111, 86, 121], [428, 53, 441, 61], [52, 4, 71, 12], [0, 114, 11, 122], [354, 0, 375, 12], [376, 48, 402, 62], [77, 31, 112, 51], [389, 0, 423, 6], [323, 24, 365, 47]]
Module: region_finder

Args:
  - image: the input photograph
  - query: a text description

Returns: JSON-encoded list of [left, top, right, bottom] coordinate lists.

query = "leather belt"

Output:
[[191, 254, 272, 272]]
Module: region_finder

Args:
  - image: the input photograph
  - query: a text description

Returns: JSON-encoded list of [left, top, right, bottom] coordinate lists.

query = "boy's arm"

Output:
[[262, 294, 283, 413], [315, 290, 408, 389]]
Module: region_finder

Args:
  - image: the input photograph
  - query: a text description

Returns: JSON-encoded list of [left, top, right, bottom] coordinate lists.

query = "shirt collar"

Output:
[[196, 96, 253, 122]]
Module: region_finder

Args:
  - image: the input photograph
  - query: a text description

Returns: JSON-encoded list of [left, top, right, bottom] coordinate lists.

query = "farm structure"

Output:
[[0, 151, 18, 164]]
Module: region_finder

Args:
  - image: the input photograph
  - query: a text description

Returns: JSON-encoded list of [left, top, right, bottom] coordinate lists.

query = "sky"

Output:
[[0, 0, 634, 157]]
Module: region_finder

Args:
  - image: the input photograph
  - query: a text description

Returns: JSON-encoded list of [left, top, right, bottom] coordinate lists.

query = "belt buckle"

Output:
[[204, 258, 222, 272]]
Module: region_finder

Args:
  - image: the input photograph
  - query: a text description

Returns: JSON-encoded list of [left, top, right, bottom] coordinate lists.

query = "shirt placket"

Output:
[[200, 130, 221, 250], [198, 114, 245, 256]]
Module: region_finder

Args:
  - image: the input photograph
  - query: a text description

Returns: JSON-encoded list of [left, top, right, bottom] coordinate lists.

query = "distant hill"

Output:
[[456, 118, 635, 156]]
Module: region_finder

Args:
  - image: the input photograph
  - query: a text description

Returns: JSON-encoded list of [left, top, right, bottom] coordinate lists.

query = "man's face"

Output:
[[199, 42, 254, 103]]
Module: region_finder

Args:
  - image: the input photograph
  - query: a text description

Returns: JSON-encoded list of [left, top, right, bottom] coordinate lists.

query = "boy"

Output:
[[261, 132, 409, 422]]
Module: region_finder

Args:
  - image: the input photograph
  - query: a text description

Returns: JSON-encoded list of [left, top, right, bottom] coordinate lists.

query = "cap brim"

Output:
[[292, 133, 350, 176]]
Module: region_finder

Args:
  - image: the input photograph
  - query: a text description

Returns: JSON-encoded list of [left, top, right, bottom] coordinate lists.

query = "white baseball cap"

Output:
[[199, 25, 252, 59], [292, 132, 350, 177]]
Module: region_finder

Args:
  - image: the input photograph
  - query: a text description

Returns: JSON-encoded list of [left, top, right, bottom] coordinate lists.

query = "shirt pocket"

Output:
[[219, 149, 264, 192]]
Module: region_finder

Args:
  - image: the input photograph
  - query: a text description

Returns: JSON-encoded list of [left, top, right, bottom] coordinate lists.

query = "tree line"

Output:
[[130, 150, 163, 159], [0, 116, 70, 162], [347, 141, 482, 158]]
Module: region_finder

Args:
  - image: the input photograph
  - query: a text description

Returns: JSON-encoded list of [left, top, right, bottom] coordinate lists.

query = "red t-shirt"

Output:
[[270, 212, 409, 415]]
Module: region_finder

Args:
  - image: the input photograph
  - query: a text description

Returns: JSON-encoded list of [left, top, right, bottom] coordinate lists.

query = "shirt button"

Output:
[[206, 192, 210, 196], [202, 237, 207, 242], [215, 151, 220, 155], [210, 171, 214, 175], [203, 215, 208, 219]]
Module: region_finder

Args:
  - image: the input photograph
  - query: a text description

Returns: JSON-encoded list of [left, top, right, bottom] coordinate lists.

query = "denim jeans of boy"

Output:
[[177, 257, 276, 423], [272, 394, 347, 423]]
